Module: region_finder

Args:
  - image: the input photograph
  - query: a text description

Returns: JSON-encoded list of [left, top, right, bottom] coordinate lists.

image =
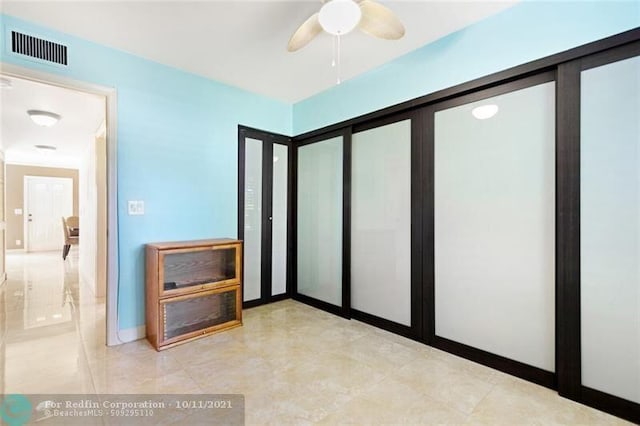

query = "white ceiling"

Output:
[[0, 75, 105, 168], [1, 1, 517, 103]]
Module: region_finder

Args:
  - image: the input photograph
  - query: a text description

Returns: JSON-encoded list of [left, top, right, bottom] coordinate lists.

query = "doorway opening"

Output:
[[0, 65, 118, 352]]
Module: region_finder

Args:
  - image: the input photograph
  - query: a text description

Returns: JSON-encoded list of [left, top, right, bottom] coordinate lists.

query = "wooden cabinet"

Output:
[[146, 239, 242, 350]]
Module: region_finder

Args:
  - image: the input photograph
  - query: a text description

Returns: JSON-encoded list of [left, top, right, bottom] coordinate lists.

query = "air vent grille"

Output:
[[11, 31, 68, 66]]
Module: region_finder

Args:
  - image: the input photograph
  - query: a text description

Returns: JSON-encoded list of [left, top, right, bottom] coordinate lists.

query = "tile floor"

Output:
[[0, 251, 631, 425]]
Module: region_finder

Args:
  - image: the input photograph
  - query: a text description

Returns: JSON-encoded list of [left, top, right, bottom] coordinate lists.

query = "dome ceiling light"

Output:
[[27, 110, 62, 127]]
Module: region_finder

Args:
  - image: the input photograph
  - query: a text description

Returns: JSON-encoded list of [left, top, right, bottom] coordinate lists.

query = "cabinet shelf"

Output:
[[146, 239, 243, 350]]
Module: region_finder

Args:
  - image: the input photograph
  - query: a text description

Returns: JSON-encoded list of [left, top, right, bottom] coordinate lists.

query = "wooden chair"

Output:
[[62, 216, 79, 260]]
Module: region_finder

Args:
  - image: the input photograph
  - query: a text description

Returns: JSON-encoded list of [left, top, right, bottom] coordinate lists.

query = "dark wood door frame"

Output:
[[347, 110, 425, 341], [238, 125, 293, 308], [291, 127, 353, 319], [423, 71, 557, 390]]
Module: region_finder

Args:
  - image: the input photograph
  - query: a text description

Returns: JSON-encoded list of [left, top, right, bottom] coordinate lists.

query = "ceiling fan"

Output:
[[287, 0, 405, 52]]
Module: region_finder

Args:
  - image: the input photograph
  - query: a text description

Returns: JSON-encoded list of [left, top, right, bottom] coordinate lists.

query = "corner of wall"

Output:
[[291, 0, 640, 135]]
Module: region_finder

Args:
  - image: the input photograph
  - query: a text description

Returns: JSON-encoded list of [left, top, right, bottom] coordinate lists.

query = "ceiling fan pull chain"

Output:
[[337, 34, 342, 85], [332, 35, 336, 68]]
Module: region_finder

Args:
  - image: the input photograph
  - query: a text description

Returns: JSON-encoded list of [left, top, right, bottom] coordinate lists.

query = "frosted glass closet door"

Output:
[[581, 56, 640, 403], [434, 82, 556, 371], [243, 138, 263, 301], [351, 120, 411, 325], [271, 144, 288, 296], [297, 137, 343, 306]]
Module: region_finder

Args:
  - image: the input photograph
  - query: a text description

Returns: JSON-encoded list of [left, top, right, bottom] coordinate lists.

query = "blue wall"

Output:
[[293, 1, 640, 134], [0, 14, 292, 331]]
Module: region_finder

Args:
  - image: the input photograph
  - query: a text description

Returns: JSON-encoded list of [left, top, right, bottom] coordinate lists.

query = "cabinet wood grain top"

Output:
[[146, 238, 241, 250]]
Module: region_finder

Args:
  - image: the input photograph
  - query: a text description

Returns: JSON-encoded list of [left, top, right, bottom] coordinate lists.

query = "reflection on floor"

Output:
[[1, 250, 103, 395], [0, 251, 630, 424]]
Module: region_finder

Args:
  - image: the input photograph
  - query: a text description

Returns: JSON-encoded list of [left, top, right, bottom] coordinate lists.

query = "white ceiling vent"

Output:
[[10, 31, 67, 66]]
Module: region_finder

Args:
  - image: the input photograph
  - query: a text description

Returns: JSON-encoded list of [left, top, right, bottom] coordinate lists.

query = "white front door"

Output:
[[25, 176, 73, 252]]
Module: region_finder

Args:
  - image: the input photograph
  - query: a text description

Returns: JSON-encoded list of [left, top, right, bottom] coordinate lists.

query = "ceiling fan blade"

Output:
[[287, 12, 322, 52], [358, 0, 405, 40]]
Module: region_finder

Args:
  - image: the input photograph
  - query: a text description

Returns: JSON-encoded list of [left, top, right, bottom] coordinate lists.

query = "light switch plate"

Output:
[[14, 208, 22, 215], [16, 240, 21, 246], [128, 200, 145, 216]]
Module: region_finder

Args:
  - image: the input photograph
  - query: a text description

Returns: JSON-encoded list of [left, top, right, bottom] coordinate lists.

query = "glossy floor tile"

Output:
[[0, 251, 631, 425]]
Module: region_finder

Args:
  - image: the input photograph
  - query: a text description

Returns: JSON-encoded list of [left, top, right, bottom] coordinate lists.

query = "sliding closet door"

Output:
[[296, 135, 343, 308], [580, 52, 640, 404], [351, 119, 412, 328], [432, 75, 556, 377], [239, 127, 291, 306]]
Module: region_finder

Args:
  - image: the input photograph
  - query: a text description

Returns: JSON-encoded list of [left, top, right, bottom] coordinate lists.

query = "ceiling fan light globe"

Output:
[[319, 0, 362, 36]]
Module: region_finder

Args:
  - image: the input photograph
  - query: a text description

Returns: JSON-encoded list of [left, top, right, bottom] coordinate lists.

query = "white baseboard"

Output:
[[111, 325, 146, 345]]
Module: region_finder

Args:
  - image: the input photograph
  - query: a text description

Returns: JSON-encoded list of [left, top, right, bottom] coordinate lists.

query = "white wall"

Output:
[[95, 132, 107, 298], [0, 150, 6, 285], [79, 134, 96, 295], [79, 124, 106, 298]]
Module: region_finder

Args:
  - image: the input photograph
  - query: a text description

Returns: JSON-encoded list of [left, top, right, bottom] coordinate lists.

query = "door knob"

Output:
[[268, 216, 273, 221]]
